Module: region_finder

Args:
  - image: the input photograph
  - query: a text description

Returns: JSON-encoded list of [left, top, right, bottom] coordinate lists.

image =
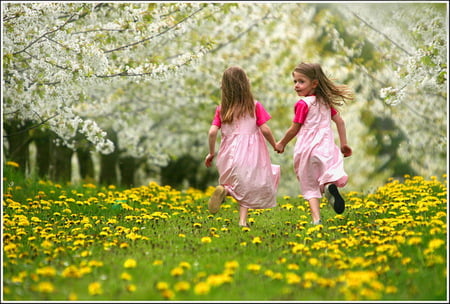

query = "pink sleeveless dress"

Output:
[[293, 96, 348, 200], [212, 102, 280, 209]]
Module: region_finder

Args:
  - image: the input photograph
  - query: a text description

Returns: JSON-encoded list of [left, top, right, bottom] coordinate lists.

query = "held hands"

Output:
[[275, 142, 285, 154], [341, 144, 352, 157], [204, 153, 215, 167]]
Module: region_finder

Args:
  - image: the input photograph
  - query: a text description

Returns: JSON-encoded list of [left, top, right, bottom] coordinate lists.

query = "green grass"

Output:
[[2, 162, 448, 301]]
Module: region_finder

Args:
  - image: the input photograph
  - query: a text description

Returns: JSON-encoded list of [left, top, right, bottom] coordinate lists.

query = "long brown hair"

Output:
[[220, 66, 255, 124], [293, 62, 354, 107]]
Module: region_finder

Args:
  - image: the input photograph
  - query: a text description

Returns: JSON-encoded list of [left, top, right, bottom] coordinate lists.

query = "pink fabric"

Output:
[[213, 101, 280, 209], [293, 99, 337, 123], [212, 101, 271, 127], [292, 96, 347, 200]]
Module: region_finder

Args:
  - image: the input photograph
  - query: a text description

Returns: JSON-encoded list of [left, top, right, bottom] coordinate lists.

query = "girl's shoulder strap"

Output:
[[301, 95, 316, 106]]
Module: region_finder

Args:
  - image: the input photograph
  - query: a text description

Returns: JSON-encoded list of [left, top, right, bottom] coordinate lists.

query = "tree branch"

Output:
[[3, 113, 59, 138], [351, 12, 413, 56], [103, 6, 205, 54]]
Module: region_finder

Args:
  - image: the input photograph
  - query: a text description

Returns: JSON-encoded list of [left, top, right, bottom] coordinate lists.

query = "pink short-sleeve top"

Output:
[[212, 101, 271, 127], [293, 97, 338, 124]]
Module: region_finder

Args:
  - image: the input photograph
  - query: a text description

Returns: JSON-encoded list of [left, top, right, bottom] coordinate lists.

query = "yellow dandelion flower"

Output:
[[201, 236, 212, 243], [194, 282, 210, 295], [225, 260, 239, 269], [170, 267, 184, 277], [285, 272, 301, 284], [156, 281, 169, 290], [179, 261, 191, 269], [174, 281, 191, 292], [37, 281, 55, 293], [126, 284, 137, 292], [252, 236, 262, 244], [428, 239, 445, 250], [62, 265, 82, 278], [88, 282, 103, 295], [123, 258, 137, 268], [287, 264, 299, 270], [153, 260, 163, 266], [36, 266, 56, 277], [304, 271, 319, 281], [68, 292, 78, 301], [121, 272, 132, 281], [6, 161, 20, 168], [247, 264, 261, 272]]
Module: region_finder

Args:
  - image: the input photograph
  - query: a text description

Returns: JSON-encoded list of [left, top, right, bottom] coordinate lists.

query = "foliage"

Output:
[[3, 160, 447, 301]]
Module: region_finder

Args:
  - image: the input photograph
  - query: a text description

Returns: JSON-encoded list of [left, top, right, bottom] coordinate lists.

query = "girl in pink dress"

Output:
[[276, 63, 353, 225], [205, 66, 280, 227]]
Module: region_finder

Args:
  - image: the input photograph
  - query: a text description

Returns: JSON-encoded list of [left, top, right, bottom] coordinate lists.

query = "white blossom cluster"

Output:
[[335, 3, 447, 178]]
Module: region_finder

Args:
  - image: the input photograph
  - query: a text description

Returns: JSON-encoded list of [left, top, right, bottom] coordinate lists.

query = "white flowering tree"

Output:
[[3, 2, 447, 193]]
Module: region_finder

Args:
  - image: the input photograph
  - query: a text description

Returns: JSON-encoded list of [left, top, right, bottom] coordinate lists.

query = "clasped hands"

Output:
[[274, 142, 285, 154]]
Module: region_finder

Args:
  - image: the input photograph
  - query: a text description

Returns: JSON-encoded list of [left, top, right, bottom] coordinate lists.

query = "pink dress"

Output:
[[212, 101, 280, 209], [292, 95, 348, 200]]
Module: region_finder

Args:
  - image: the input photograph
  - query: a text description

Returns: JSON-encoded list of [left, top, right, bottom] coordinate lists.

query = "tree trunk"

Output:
[[99, 129, 118, 186], [76, 148, 95, 182], [119, 156, 136, 188], [3, 120, 32, 174], [33, 129, 51, 178], [49, 135, 73, 183]]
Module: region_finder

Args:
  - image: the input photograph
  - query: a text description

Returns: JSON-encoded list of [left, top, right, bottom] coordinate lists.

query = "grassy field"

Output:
[[2, 161, 448, 301]]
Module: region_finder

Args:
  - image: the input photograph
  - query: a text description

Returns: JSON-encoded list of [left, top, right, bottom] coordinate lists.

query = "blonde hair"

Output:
[[293, 62, 354, 107], [220, 66, 255, 124]]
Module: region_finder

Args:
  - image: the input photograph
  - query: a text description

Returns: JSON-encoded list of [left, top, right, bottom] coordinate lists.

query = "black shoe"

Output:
[[325, 184, 345, 214]]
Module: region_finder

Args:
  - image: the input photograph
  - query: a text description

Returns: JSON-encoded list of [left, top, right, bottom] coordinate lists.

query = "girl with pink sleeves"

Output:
[[276, 62, 353, 225], [205, 66, 280, 228]]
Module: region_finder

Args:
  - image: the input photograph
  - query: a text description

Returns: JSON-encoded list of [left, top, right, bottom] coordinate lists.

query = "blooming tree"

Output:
[[2, 2, 447, 193]]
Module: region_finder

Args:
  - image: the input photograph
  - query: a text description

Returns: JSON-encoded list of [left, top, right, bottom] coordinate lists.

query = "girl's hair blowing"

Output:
[[293, 62, 354, 107], [220, 66, 255, 124]]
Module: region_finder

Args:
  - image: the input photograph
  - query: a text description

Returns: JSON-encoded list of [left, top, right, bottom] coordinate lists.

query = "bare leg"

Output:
[[239, 205, 249, 227], [308, 197, 321, 223]]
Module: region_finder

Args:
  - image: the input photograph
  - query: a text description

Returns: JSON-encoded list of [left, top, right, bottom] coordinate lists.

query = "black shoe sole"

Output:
[[329, 184, 345, 214]]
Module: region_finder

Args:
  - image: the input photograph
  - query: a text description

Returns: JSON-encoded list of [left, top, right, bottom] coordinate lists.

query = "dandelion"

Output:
[[179, 261, 191, 269], [285, 272, 301, 284], [36, 266, 56, 277], [68, 292, 78, 301], [126, 284, 137, 292], [170, 267, 184, 277], [287, 264, 299, 270], [62, 266, 82, 278], [153, 260, 163, 266], [88, 282, 103, 295], [6, 161, 20, 168], [225, 260, 239, 270], [428, 239, 445, 251], [37, 281, 55, 293], [174, 281, 191, 292], [121, 272, 132, 281], [123, 258, 137, 268], [247, 264, 261, 272], [194, 282, 210, 295], [201, 236, 212, 243], [252, 236, 262, 244], [156, 281, 169, 291]]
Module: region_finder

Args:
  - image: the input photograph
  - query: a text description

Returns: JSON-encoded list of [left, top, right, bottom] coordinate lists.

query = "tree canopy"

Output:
[[2, 2, 447, 194]]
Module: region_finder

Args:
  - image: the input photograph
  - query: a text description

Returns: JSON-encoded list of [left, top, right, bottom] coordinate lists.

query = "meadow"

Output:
[[2, 161, 448, 302]]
